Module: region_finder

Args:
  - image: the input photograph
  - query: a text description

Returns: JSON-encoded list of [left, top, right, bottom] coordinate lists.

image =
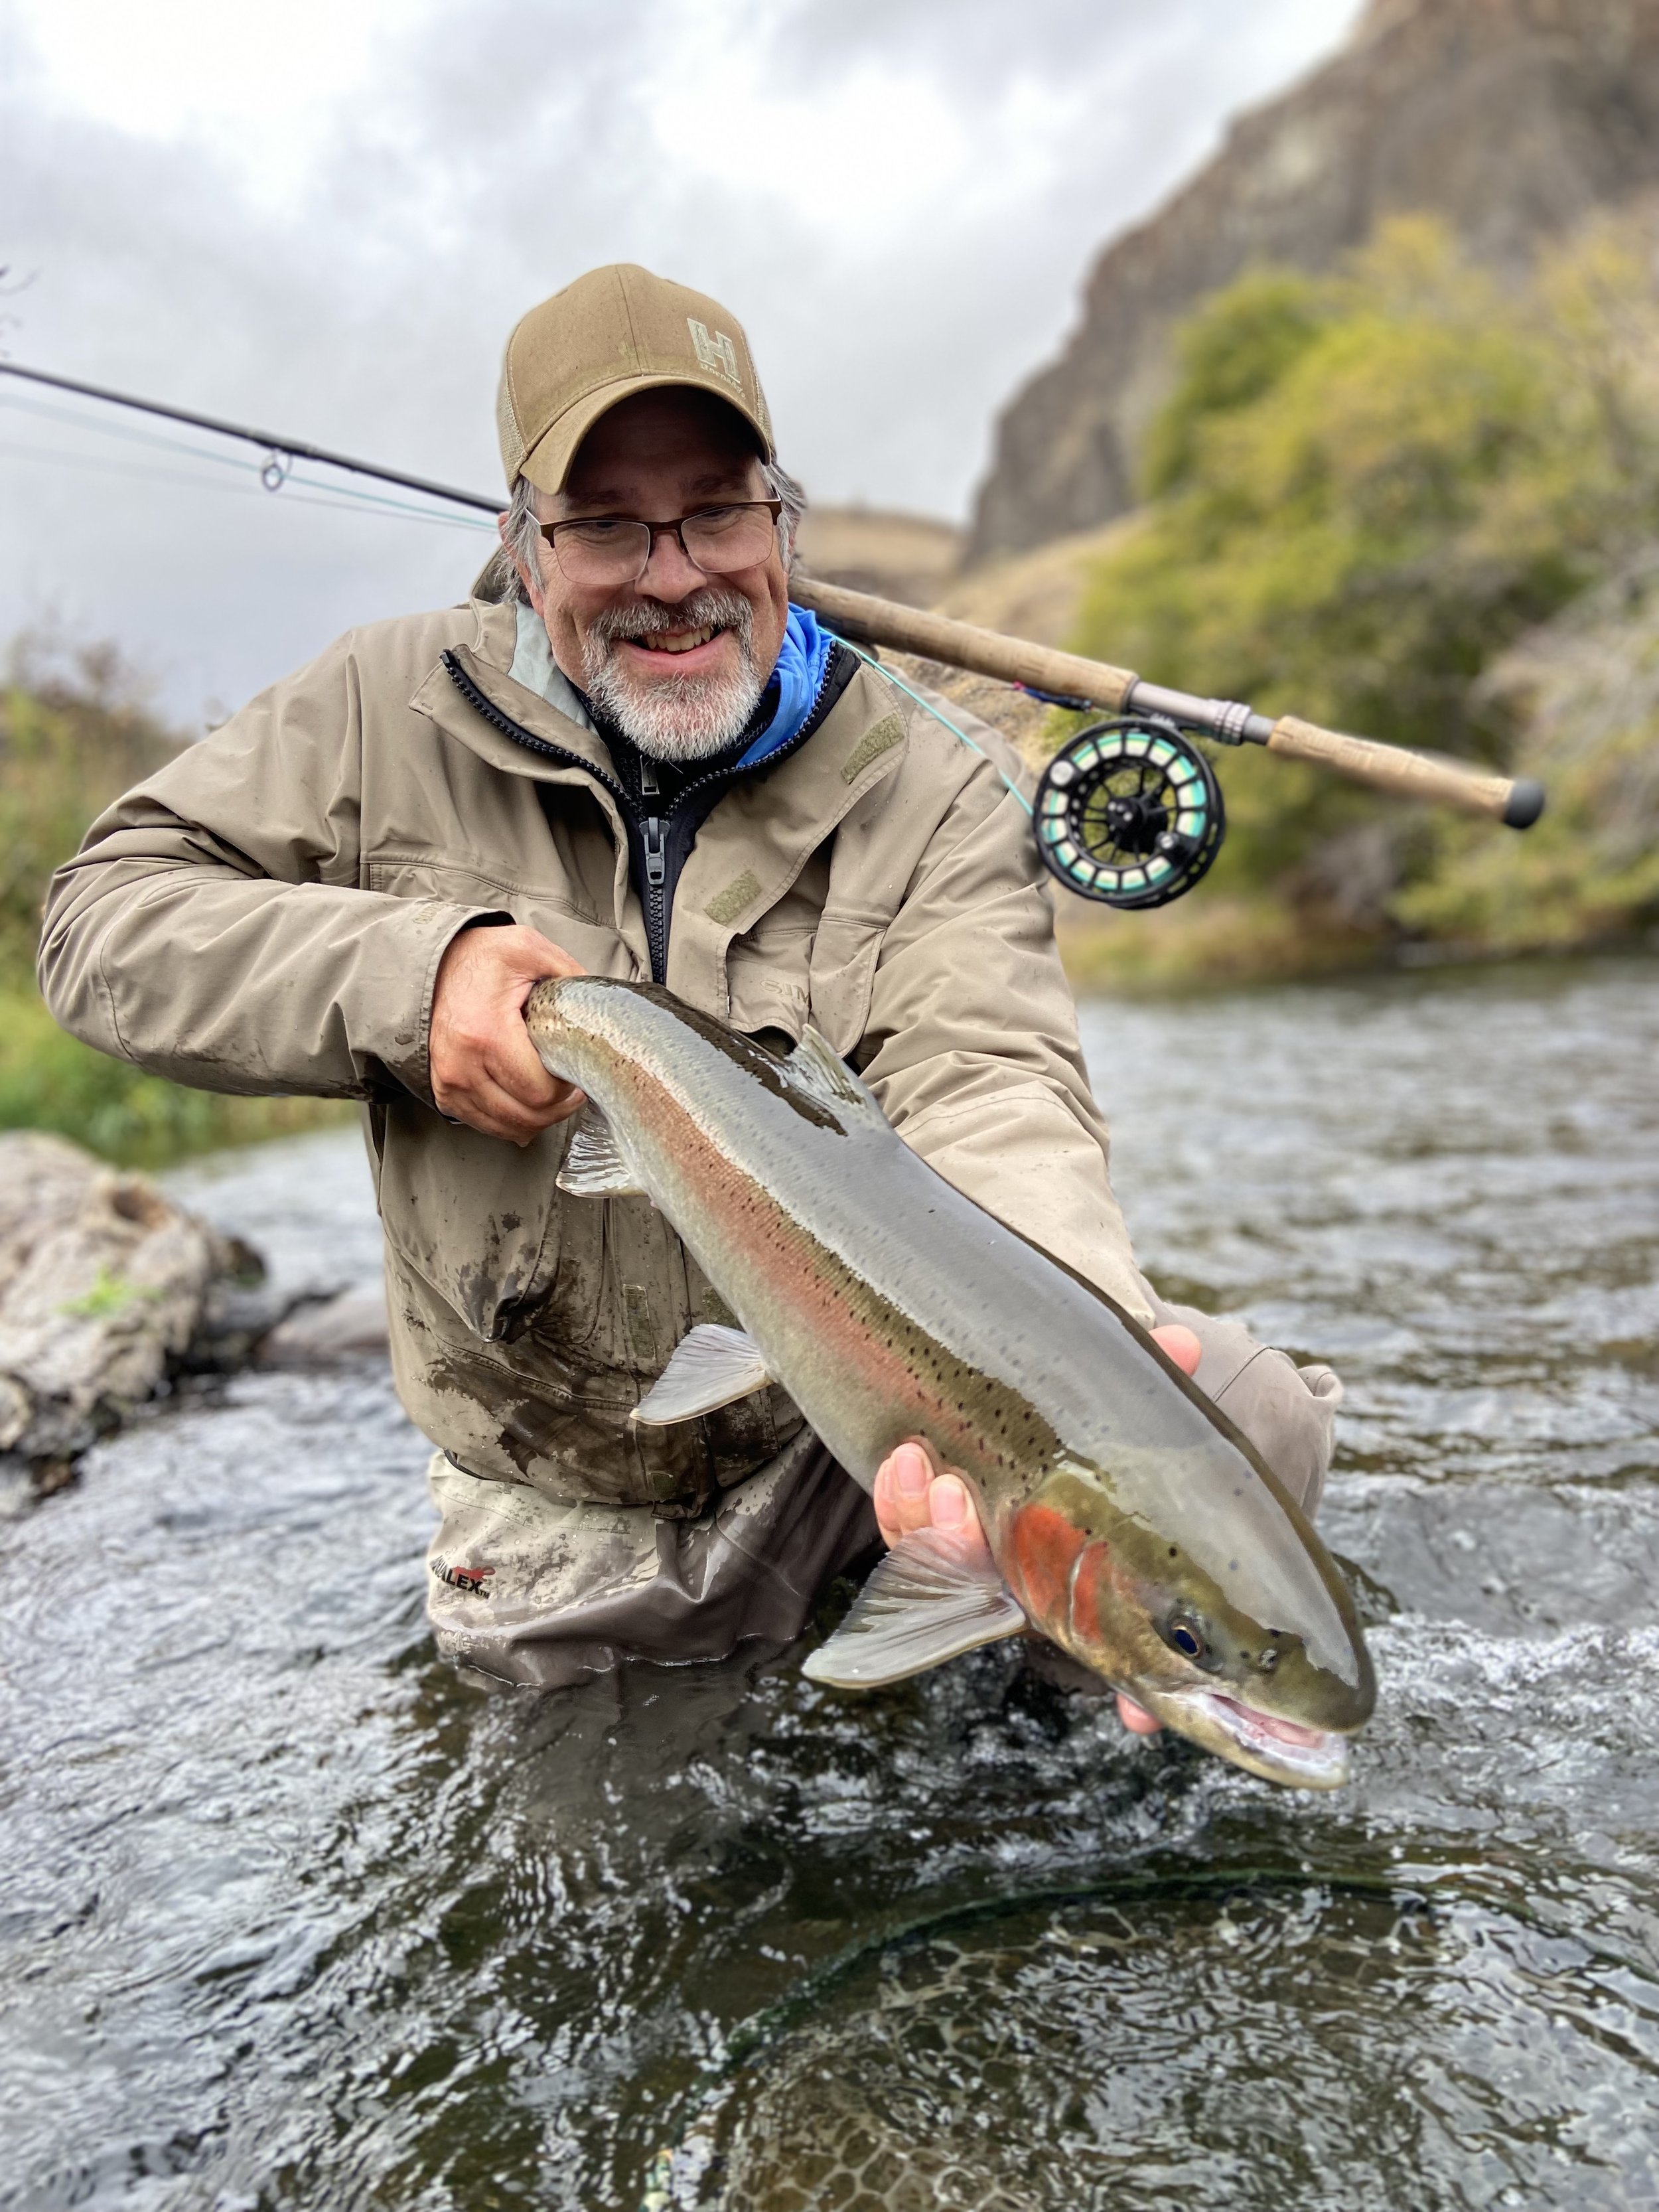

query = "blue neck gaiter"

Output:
[[735, 603, 837, 769]]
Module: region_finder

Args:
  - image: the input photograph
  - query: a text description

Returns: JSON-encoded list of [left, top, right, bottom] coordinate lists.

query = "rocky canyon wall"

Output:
[[968, 0, 1659, 564]]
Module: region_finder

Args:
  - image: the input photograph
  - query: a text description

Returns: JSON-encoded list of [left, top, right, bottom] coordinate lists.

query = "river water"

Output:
[[3, 958, 1657, 2211]]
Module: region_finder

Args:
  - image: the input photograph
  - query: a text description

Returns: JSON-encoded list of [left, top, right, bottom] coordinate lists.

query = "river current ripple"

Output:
[[2, 959, 1657, 2210]]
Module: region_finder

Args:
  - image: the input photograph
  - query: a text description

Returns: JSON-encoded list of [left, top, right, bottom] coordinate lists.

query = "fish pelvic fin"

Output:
[[630, 1324, 774, 1424], [557, 1108, 647, 1199], [784, 1027, 888, 1126], [802, 1527, 1028, 1689]]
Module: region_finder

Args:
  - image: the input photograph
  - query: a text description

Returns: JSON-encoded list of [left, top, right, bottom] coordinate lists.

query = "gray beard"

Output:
[[581, 589, 766, 762]]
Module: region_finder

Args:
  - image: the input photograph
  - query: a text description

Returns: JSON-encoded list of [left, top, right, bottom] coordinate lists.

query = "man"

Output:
[[40, 264, 1341, 1728]]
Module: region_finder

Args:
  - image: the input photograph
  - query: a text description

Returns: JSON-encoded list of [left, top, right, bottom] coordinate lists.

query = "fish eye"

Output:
[[1165, 1617, 1208, 1662]]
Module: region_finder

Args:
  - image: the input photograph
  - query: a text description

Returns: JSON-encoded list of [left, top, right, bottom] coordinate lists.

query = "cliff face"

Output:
[[968, 0, 1659, 564]]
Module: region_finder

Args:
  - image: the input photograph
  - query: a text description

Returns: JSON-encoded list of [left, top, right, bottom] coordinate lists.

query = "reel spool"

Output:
[[1033, 716, 1225, 909]]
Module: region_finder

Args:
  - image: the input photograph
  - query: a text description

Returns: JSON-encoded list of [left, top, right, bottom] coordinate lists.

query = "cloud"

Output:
[[0, 0, 1358, 718]]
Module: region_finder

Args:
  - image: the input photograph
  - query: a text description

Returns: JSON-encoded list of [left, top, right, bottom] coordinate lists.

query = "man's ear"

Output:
[[498, 512, 547, 617]]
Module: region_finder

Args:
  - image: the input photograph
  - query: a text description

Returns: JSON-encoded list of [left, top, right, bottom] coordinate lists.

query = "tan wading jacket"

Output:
[[40, 596, 1149, 1514]]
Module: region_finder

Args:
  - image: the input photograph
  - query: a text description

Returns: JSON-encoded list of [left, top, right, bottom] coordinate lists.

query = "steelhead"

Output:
[[526, 976, 1376, 1788]]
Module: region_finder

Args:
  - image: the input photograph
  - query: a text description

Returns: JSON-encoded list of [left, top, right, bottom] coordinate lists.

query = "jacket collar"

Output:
[[410, 598, 624, 789], [506, 601, 598, 733]]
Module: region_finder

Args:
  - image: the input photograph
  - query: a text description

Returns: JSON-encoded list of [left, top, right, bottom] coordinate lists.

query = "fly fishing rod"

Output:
[[1, 358, 1546, 912], [0, 359, 502, 513], [789, 575, 1546, 911]]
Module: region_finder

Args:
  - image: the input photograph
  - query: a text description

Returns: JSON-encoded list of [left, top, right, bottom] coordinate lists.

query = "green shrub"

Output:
[[0, 636, 348, 1163], [0, 636, 180, 986], [0, 990, 348, 1168]]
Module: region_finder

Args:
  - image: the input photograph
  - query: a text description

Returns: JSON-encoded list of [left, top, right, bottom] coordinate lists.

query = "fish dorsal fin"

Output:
[[784, 1027, 887, 1125], [556, 1108, 646, 1199], [802, 1527, 1028, 1688], [630, 1323, 774, 1425]]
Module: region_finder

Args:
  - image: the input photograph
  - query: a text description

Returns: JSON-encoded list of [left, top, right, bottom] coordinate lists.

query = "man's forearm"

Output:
[[40, 842, 502, 1102]]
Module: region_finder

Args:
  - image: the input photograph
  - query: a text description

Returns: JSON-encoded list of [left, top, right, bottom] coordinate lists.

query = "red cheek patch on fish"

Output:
[[1068, 1538, 1133, 1652], [1007, 1503, 1088, 1636]]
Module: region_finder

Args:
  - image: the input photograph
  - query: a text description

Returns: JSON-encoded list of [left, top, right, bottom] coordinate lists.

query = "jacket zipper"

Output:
[[441, 646, 845, 985], [598, 654, 845, 980], [638, 757, 669, 980]]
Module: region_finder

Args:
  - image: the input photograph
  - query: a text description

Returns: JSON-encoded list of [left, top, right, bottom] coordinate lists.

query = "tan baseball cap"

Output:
[[496, 263, 776, 495]]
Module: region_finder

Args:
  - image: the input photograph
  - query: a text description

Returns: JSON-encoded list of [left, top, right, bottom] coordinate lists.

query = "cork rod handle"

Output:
[[1267, 717, 1545, 826], [791, 575, 1138, 711]]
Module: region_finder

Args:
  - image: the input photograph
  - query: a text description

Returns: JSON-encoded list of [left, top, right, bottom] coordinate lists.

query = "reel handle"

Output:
[[793, 576, 1545, 828]]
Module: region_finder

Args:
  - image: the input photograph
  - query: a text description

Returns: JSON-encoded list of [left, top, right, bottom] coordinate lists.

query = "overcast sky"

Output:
[[0, 0, 1359, 722]]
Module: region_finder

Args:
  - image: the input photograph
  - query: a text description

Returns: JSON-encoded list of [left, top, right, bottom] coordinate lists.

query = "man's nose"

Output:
[[637, 527, 707, 603]]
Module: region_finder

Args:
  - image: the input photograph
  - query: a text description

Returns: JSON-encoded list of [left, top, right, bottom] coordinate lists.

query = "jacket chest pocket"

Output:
[[808, 907, 887, 1057], [727, 927, 812, 1043], [722, 906, 887, 1059]]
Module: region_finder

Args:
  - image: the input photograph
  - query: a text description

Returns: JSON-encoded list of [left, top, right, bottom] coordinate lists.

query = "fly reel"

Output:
[[1033, 716, 1225, 909]]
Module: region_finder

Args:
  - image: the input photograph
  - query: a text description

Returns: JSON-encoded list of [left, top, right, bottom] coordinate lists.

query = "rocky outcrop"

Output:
[[0, 1133, 271, 1492], [968, 0, 1659, 563]]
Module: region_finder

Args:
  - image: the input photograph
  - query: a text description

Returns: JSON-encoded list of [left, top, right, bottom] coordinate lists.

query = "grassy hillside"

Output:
[[1054, 216, 1659, 986], [0, 638, 347, 1164]]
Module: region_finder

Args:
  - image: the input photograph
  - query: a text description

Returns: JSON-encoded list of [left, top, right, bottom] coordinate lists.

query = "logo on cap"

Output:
[[687, 318, 742, 390]]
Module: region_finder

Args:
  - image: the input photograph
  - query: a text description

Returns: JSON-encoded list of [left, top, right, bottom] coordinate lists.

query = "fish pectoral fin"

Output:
[[556, 1109, 646, 1199], [630, 1324, 775, 1424], [802, 1528, 1028, 1689], [784, 1027, 888, 1126]]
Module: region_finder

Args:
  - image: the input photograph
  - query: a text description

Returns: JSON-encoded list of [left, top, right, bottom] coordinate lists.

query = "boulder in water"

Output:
[[0, 1131, 267, 1496]]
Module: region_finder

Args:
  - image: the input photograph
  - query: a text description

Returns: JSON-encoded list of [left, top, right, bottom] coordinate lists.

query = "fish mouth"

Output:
[[1155, 1686, 1354, 1791]]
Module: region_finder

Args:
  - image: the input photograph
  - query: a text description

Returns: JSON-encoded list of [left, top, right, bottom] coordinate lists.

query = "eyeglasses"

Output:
[[538, 500, 784, 588]]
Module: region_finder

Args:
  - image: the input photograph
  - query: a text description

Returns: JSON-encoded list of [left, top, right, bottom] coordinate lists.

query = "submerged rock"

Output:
[[0, 1131, 269, 1494], [255, 1282, 390, 1367]]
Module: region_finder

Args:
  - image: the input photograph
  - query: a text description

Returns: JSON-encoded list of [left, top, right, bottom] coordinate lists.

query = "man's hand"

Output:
[[429, 924, 588, 1143], [872, 1321, 1204, 1739]]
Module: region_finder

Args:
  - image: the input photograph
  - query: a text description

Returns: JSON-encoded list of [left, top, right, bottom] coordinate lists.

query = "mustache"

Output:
[[586, 589, 755, 652]]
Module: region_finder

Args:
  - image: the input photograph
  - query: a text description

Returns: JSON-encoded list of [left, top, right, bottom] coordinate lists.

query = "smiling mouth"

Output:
[[623, 623, 725, 656]]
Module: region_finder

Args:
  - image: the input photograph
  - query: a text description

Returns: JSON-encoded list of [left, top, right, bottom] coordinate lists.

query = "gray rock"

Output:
[[969, 0, 1659, 563], [255, 1283, 390, 1367], [0, 1131, 266, 1488]]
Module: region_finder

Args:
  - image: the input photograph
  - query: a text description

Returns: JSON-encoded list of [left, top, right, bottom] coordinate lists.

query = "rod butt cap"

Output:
[[1503, 778, 1546, 830]]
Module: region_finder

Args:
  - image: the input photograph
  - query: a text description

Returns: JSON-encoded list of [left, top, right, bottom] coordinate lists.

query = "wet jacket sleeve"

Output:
[[859, 733, 1153, 1325], [38, 631, 506, 1103]]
